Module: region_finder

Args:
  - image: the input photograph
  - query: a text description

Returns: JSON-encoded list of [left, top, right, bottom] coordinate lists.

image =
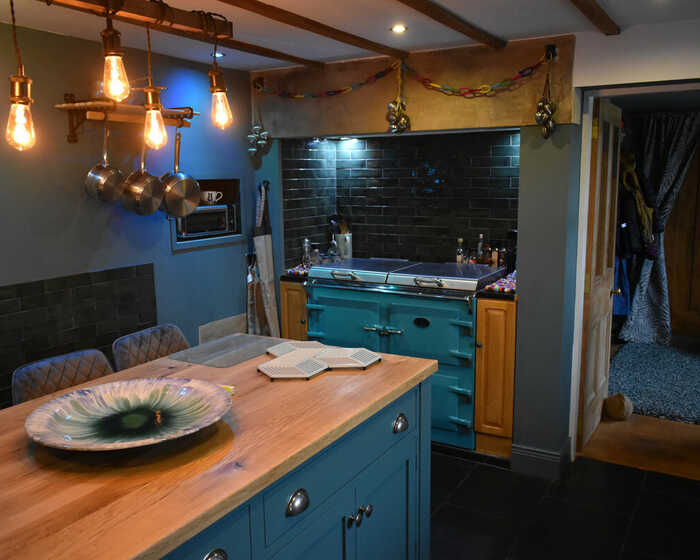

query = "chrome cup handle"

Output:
[[285, 488, 310, 517], [331, 270, 360, 281]]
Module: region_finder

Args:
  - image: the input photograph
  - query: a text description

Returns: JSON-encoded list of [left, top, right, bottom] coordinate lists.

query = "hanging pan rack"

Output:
[[55, 93, 198, 143]]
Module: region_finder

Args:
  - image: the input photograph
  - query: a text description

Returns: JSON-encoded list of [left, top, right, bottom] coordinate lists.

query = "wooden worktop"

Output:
[[0, 350, 436, 560]]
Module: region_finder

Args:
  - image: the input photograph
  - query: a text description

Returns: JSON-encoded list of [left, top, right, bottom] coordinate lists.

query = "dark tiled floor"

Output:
[[431, 451, 700, 560]]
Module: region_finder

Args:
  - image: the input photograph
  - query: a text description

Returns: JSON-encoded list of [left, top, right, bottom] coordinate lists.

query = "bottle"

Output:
[[302, 238, 311, 268], [456, 238, 464, 264], [491, 247, 499, 267], [476, 233, 484, 261]]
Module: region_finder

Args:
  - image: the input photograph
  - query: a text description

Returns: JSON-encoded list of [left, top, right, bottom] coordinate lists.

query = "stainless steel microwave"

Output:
[[175, 204, 237, 240]]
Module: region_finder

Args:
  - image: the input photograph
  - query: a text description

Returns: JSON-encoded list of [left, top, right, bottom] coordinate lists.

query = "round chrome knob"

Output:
[[360, 504, 374, 518], [203, 549, 227, 560]]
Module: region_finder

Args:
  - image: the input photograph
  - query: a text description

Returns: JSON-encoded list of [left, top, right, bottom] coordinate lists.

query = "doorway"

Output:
[[571, 83, 700, 480]]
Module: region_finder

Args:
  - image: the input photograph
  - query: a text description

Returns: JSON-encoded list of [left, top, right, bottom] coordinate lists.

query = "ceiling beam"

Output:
[[569, 0, 620, 35], [394, 0, 506, 49], [37, 0, 232, 37], [216, 0, 409, 59], [36, 0, 323, 68]]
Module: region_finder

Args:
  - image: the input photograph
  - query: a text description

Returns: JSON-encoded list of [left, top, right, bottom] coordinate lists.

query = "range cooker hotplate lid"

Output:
[[309, 258, 412, 284], [387, 262, 505, 292]]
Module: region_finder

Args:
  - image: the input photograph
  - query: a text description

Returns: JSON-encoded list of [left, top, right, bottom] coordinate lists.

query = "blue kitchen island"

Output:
[[0, 334, 437, 560]]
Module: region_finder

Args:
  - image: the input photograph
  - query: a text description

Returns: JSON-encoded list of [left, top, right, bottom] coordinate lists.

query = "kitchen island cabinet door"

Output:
[[350, 436, 418, 560], [271, 485, 353, 560], [163, 503, 252, 560], [475, 298, 516, 439], [306, 287, 383, 350]]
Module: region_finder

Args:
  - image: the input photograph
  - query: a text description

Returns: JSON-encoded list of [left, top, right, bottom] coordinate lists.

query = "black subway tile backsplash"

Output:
[[282, 131, 519, 267], [0, 264, 157, 409]]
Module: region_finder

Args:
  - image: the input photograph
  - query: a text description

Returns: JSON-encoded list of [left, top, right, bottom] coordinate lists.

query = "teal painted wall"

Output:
[[0, 23, 255, 344], [513, 123, 581, 477]]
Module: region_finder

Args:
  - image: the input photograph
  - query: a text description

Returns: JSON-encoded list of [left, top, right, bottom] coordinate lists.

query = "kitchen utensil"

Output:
[[24, 377, 231, 451], [85, 124, 124, 203], [161, 130, 200, 217], [200, 190, 224, 204], [121, 141, 165, 215]]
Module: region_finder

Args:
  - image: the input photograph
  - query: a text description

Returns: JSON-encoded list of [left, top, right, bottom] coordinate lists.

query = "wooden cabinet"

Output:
[[280, 280, 308, 340], [475, 298, 517, 457]]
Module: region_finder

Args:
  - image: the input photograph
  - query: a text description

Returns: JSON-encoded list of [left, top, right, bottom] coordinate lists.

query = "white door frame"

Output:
[[568, 80, 700, 459]]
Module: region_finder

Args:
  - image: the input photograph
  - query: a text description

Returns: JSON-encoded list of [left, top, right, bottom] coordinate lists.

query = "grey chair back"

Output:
[[12, 349, 114, 405], [112, 323, 189, 371]]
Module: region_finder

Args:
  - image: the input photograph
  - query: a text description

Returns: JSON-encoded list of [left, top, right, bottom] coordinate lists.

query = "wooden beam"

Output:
[[37, 0, 323, 68], [394, 0, 506, 49], [37, 0, 232, 37], [569, 0, 620, 35], [216, 0, 409, 59]]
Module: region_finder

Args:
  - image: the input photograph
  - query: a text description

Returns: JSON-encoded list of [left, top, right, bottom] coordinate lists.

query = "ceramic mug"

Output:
[[200, 191, 224, 204]]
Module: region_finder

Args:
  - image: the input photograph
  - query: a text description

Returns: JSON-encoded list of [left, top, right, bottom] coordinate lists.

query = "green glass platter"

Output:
[[24, 378, 232, 451]]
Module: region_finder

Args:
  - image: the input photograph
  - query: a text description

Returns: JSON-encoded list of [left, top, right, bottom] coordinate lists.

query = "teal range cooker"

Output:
[[305, 258, 504, 450]]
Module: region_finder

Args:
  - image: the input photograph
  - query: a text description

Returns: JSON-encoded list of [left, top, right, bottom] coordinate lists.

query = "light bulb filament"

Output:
[[6, 103, 36, 151]]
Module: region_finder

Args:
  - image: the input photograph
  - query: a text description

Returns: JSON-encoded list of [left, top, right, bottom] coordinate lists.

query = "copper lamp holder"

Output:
[[101, 25, 124, 57], [143, 86, 164, 110], [9, 65, 32, 105], [208, 64, 227, 94]]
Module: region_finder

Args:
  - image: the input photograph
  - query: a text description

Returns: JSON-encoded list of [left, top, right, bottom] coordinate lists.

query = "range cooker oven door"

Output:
[[305, 286, 383, 351], [386, 295, 476, 450]]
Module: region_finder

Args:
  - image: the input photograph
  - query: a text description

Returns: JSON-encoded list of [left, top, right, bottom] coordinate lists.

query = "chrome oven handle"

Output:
[[363, 325, 379, 332], [331, 270, 360, 281], [414, 277, 444, 287], [385, 328, 404, 335]]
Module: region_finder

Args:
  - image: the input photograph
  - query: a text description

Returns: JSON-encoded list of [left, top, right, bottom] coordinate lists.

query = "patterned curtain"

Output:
[[620, 112, 700, 344]]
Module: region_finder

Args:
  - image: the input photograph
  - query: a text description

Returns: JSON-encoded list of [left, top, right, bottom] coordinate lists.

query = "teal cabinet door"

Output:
[[350, 436, 417, 560], [271, 485, 352, 560], [163, 504, 252, 560], [306, 287, 383, 350]]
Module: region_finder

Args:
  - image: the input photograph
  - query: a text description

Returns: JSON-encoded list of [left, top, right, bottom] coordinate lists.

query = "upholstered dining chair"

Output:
[[112, 323, 190, 371], [12, 349, 114, 405]]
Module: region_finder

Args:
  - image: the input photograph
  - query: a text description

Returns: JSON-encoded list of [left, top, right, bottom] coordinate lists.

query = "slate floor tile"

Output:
[[644, 471, 700, 503], [432, 504, 518, 560], [622, 491, 700, 560], [449, 464, 549, 520], [547, 457, 644, 514], [508, 497, 630, 560], [431, 452, 477, 512]]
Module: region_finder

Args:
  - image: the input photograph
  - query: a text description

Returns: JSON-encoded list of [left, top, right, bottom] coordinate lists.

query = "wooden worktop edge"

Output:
[[141, 357, 438, 560]]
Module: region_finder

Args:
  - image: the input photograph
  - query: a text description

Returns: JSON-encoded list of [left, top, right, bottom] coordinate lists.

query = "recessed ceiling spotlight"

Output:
[[391, 23, 407, 34], [211, 51, 225, 58]]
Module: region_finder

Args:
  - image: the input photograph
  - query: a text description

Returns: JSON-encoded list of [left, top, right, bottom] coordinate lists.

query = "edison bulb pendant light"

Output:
[[144, 86, 167, 150], [211, 91, 233, 130], [100, 5, 130, 102], [209, 62, 233, 130], [144, 108, 167, 150], [6, 70, 35, 151], [6, 0, 36, 151], [103, 54, 130, 102], [6, 98, 35, 151]]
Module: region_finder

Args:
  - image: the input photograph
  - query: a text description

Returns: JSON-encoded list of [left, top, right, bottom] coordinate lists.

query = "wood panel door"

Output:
[[665, 147, 700, 337], [578, 98, 622, 449], [475, 298, 516, 438], [280, 281, 308, 340]]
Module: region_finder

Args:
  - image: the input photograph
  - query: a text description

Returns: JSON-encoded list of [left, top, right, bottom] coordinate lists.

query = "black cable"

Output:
[[9, 0, 22, 72]]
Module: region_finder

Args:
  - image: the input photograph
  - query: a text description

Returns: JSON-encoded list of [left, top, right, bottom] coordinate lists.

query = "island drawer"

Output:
[[262, 386, 417, 548]]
